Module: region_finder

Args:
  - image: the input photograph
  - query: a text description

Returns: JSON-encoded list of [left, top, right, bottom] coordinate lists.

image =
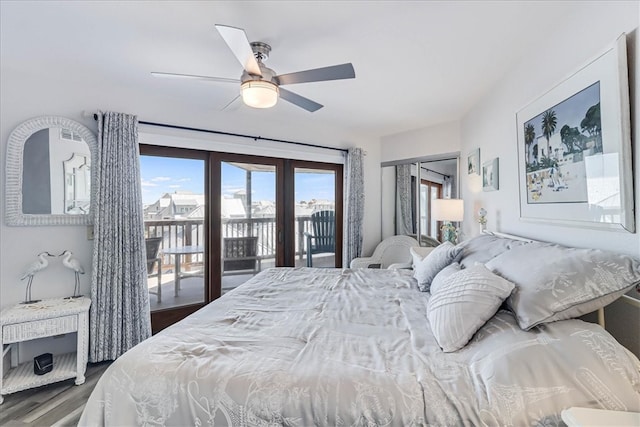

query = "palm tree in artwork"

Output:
[[541, 109, 557, 162], [524, 123, 536, 166]]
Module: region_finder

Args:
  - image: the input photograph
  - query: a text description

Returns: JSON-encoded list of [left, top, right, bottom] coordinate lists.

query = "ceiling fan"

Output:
[[152, 24, 356, 112]]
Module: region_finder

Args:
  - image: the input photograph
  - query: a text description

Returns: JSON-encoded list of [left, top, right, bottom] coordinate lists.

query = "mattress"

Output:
[[79, 267, 640, 426]]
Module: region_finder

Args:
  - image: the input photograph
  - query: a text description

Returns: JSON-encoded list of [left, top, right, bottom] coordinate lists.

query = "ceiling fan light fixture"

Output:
[[241, 80, 279, 109]]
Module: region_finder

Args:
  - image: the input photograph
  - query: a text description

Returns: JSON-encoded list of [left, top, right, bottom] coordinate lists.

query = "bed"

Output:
[[79, 233, 640, 426]]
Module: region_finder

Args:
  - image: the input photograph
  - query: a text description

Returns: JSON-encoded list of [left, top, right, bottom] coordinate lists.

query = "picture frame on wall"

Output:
[[467, 148, 480, 175], [482, 158, 499, 191], [516, 33, 634, 232]]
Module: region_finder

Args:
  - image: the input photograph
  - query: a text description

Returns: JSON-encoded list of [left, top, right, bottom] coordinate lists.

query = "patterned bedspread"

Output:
[[79, 267, 640, 426]]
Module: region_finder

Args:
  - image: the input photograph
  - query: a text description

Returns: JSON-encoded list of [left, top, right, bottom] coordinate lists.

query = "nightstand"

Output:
[[0, 297, 91, 404], [561, 407, 640, 426]]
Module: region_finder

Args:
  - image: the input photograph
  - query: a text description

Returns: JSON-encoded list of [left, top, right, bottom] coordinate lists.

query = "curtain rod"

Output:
[[421, 166, 450, 179], [87, 112, 348, 153]]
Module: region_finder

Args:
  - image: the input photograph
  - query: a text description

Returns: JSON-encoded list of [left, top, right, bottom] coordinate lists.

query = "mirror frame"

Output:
[[5, 116, 97, 226]]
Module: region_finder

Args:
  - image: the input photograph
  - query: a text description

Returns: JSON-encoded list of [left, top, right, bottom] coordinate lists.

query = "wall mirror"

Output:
[[5, 116, 97, 226], [381, 153, 459, 244]]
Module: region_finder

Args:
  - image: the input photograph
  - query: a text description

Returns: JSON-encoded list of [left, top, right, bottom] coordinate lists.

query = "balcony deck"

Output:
[[147, 253, 336, 312]]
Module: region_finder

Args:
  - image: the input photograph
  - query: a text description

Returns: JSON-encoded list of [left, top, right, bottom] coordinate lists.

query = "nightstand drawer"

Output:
[[2, 315, 77, 343]]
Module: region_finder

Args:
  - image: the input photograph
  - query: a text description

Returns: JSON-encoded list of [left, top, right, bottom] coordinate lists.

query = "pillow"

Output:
[[485, 242, 640, 330], [409, 246, 436, 269], [414, 242, 462, 292], [427, 264, 515, 352], [456, 233, 529, 269], [429, 262, 462, 295]]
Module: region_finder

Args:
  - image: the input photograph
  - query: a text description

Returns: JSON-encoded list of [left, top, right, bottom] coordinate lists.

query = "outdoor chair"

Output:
[[304, 210, 335, 267], [145, 237, 163, 303], [223, 236, 260, 275]]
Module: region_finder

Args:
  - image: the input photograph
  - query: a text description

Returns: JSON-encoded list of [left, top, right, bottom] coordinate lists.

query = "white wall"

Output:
[[460, 2, 639, 256], [380, 120, 461, 163]]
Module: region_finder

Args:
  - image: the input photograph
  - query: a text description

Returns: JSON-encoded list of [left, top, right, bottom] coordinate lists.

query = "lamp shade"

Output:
[[431, 199, 464, 222], [241, 80, 279, 108]]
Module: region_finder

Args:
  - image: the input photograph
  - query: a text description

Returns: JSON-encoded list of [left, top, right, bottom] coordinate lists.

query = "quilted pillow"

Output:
[[485, 242, 640, 330], [456, 233, 529, 268], [427, 264, 515, 352], [414, 242, 462, 292]]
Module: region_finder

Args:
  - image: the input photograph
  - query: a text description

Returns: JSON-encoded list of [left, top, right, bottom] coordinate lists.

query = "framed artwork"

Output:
[[467, 148, 480, 175], [482, 158, 499, 191], [516, 34, 634, 232]]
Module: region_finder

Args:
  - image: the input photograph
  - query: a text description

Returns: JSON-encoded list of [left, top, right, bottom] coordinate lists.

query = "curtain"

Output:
[[89, 111, 151, 362], [443, 176, 453, 198], [343, 147, 364, 267], [396, 164, 414, 235]]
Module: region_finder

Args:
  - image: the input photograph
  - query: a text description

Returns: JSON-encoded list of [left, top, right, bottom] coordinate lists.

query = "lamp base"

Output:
[[440, 222, 459, 244]]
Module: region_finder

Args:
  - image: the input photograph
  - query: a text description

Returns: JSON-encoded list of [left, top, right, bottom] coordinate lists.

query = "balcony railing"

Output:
[[144, 216, 316, 272]]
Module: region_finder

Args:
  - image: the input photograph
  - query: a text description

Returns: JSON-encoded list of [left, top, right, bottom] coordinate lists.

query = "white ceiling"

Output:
[[1, 1, 581, 141]]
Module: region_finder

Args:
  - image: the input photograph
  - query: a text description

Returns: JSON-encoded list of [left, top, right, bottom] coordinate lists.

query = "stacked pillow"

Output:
[[416, 234, 640, 353], [455, 233, 529, 268], [485, 242, 640, 330], [411, 242, 462, 292], [427, 264, 515, 352]]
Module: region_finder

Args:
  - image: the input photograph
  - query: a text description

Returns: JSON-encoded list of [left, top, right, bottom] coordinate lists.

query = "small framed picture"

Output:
[[467, 148, 480, 175], [482, 158, 499, 191]]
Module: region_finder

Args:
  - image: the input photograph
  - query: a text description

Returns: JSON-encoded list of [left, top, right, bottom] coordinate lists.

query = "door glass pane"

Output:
[[221, 161, 276, 294], [294, 168, 336, 268], [430, 185, 440, 241], [141, 156, 206, 312], [420, 183, 428, 236]]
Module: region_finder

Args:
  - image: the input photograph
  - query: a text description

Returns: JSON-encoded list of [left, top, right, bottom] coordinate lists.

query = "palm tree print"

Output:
[[541, 109, 557, 161], [524, 123, 536, 165]]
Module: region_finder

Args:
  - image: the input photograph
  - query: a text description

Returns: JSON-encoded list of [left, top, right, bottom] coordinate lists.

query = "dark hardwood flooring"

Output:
[[0, 361, 111, 426]]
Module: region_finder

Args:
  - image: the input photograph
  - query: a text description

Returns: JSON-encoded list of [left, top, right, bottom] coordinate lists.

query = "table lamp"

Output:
[[432, 199, 464, 243]]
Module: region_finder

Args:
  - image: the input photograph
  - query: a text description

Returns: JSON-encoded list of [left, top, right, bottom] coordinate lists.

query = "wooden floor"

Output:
[[0, 361, 111, 426]]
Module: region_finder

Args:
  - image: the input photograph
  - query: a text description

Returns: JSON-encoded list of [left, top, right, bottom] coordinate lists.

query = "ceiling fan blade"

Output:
[[214, 24, 262, 76], [221, 94, 242, 111], [276, 63, 355, 86], [151, 71, 240, 84], [279, 87, 323, 112]]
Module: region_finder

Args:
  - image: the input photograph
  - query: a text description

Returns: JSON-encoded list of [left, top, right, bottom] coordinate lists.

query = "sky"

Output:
[[140, 156, 335, 205]]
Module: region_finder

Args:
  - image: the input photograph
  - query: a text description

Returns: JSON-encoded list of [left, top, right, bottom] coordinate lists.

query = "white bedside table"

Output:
[[0, 297, 91, 404], [561, 407, 640, 426]]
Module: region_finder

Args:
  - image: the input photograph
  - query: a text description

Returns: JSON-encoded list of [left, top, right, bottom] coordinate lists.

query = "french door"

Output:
[[140, 146, 343, 332], [140, 146, 210, 333], [215, 154, 285, 297]]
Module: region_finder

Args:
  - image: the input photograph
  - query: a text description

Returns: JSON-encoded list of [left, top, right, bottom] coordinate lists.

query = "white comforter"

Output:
[[80, 267, 640, 426]]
